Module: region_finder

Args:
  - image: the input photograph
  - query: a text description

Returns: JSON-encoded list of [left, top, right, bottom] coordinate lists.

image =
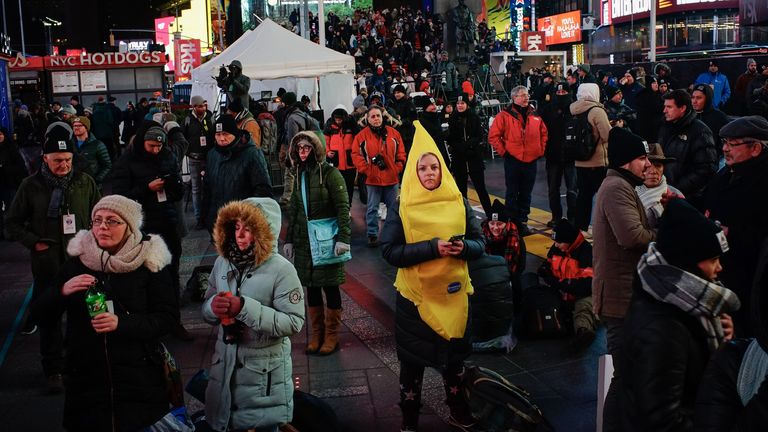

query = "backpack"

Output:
[[521, 281, 572, 339], [257, 112, 278, 155], [563, 106, 600, 161], [462, 364, 555, 432]]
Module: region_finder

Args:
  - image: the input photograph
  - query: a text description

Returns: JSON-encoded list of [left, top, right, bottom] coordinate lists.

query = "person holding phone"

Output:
[[381, 123, 485, 432]]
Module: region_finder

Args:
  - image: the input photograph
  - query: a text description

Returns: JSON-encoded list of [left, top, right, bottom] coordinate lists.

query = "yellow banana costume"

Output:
[[394, 121, 474, 340]]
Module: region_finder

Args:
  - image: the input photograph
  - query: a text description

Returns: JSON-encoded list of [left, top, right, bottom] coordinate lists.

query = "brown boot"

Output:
[[306, 306, 325, 354], [318, 308, 343, 355]]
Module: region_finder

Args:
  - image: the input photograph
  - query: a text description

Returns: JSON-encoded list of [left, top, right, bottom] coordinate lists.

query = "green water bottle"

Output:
[[85, 282, 107, 318]]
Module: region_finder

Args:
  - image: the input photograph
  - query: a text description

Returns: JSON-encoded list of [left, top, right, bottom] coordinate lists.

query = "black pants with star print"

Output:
[[399, 360, 465, 421]]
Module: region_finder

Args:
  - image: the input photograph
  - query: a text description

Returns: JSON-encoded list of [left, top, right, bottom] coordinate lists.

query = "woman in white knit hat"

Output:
[[36, 194, 179, 431]]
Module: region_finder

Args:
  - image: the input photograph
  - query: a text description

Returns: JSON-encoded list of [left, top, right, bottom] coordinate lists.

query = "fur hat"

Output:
[[43, 122, 74, 154], [608, 127, 649, 168], [91, 195, 144, 234], [71, 116, 91, 131], [656, 199, 729, 270]]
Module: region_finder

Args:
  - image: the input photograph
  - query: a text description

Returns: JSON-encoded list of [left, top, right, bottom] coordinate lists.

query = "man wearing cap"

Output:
[[653, 63, 679, 91], [576, 63, 597, 85], [531, 72, 555, 109], [4, 121, 101, 392], [71, 116, 111, 186], [431, 50, 459, 101], [592, 127, 656, 430], [604, 86, 637, 129], [635, 143, 682, 227], [695, 60, 731, 110], [183, 96, 214, 229], [692, 84, 731, 168], [70, 96, 84, 116], [658, 89, 717, 197], [387, 84, 417, 152], [47, 101, 63, 124], [218, 60, 250, 110], [619, 69, 643, 109], [693, 116, 768, 337], [202, 114, 272, 232], [59, 104, 77, 123], [734, 58, 759, 115]]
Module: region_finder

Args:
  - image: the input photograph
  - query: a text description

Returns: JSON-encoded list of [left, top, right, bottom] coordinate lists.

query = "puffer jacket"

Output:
[[387, 96, 417, 151], [488, 104, 548, 163], [351, 125, 406, 186], [323, 112, 359, 171], [380, 198, 484, 368], [74, 133, 111, 184], [203, 198, 305, 431], [539, 233, 593, 298], [592, 169, 656, 319], [658, 109, 717, 197], [570, 100, 611, 168], [202, 133, 272, 231], [285, 132, 351, 287]]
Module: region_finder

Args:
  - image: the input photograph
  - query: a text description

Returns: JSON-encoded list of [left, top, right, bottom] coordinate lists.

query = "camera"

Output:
[[214, 65, 232, 89], [441, 71, 447, 87], [222, 321, 245, 344], [371, 154, 387, 170]]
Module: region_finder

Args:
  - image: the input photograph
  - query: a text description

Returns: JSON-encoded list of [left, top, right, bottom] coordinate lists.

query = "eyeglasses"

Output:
[[297, 145, 313, 152], [721, 138, 763, 148], [91, 218, 126, 228]]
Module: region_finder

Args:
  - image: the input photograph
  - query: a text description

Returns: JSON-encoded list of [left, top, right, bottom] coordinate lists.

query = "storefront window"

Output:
[[701, 15, 714, 46], [135, 68, 162, 90], [108, 69, 135, 91]]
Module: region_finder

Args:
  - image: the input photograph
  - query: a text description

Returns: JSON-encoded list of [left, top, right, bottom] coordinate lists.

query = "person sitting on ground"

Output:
[[538, 218, 597, 351], [482, 199, 526, 289], [635, 143, 683, 227]]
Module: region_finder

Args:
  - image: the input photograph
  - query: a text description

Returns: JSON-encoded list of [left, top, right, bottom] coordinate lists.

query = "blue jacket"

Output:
[[695, 72, 731, 109]]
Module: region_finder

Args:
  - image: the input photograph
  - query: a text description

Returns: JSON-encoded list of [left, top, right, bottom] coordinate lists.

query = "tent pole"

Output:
[[318, 0, 325, 47]]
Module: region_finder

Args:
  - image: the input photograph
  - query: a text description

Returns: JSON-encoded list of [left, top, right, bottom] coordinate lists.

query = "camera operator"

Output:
[[352, 106, 407, 248], [215, 60, 250, 111], [431, 50, 459, 101]]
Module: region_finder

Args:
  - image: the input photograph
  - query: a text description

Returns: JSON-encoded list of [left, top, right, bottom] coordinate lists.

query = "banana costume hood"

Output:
[[395, 121, 473, 340]]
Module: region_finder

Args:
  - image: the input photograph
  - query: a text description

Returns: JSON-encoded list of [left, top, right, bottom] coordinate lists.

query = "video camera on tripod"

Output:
[[214, 65, 232, 89], [505, 55, 523, 75]]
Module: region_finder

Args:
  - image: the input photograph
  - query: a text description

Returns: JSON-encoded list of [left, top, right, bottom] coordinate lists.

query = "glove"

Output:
[[283, 243, 294, 260], [334, 242, 350, 256], [164, 121, 180, 133]]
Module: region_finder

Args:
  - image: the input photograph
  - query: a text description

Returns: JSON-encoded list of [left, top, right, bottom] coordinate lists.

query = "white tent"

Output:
[[190, 19, 356, 117]]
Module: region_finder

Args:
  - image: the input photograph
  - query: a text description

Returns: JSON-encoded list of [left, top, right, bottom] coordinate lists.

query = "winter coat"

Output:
[[74, 133, 111, 184], [635, 88, 664, 143], [323, 116, 358, 171], [351, 125, 406, 186], [285, 132, 351, 287], [4, 171, 100, 281], [183, 110, 215, 158], [418, 112, 451, 166], [203, 198, 305, 431], [381, 198, 484, 367], [111, 123, 183, 232], [468, 254, 515, 342], [695, 71, 732, 109], [387, 97, 417, 151], [695, 84, 731, 159], [691, 152, 768, 337], [592, 169, 655, 319], [36, 231, 177, 432], [431, 60, 459, 92], [202, 134, 273, 231], [488, 104, 548, 163], [235, 110, 262, 150], [570, 100, 611, 168], [604, 100, 638, 128], [658, 109, 717, 197], [0, 138, 28, 189], [540, 95, 572, 163], [447, 108, 483, 171], [620, 82, 644, 109], [618, 284, 711, 432], [539, 234, 593, 298]]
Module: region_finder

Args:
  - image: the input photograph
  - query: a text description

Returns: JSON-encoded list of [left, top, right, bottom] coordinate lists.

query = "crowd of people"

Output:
[[1, 5, 768, 432]]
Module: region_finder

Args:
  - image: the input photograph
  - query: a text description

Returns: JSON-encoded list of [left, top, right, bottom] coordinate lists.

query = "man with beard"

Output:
[[658, 89, 717, 197], [387, 84, 417, 153], [691, 84, 732, 169], [541, 82, 577, 225]]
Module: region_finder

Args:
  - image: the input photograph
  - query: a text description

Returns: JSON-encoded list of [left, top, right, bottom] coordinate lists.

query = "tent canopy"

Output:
[[191, 19, 355, 82]]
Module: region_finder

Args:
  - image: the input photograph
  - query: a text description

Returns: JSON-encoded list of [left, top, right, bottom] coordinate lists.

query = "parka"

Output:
[[351, 124, 406, 186], [658, 109, 717, 197], [202, 198, 305, 431], [487, 104, 548, 163], [323, 109, 359, 171], [570, 85, 611, 169], [285, 132, 351, 287], [74, 133, 111, 184]]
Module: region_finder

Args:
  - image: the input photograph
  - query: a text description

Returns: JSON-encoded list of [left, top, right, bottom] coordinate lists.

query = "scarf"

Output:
[[40, 162, 73, 219], [227, 239, 255, 268], [369, 123, 388, 139], [482, 220, 522, 275], [637, 243, 741, 351], [76, 230, 154, 273], [636, 176, 667, 220]]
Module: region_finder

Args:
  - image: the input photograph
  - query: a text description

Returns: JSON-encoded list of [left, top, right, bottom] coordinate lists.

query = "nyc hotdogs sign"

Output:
[[10, 51, 166, 71]]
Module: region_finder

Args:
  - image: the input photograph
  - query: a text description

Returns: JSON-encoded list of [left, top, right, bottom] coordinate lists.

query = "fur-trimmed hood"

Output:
[[289, 130, 326, 165], [213, 198, 281, 266], [67, 229, 172, 273]]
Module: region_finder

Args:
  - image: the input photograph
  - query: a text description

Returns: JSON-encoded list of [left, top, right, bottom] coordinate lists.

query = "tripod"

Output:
[[213, 88, 228, 120], [475, 63, 510, 104]]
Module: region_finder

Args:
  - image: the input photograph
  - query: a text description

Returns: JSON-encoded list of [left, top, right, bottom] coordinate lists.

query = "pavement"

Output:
[[0, 157, 602, 431]]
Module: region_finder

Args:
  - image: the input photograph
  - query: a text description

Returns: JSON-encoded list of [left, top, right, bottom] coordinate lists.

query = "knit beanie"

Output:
[[60, 104, 77, 116], [605, 86, 622, 99], [488, 199, 510, 222], [43, 122, 74, 154], [608, 127, 649, 168], [144, 126, 167, 144], [282, 92, 297, 106], [456, 92, 472, 104], [215, 114, 241, 136], [393, 84, 407, 95], [553, 218, 579, 244], [71, 116, 91, 131], [91, 195, 144, 234], [656, 199, 729, 269]]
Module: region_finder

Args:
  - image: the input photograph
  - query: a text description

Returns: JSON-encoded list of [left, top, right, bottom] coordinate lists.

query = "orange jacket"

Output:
[[324, 124, 356, 171], [237, 117, 262, 149], [488, 105, 548, 163], [351, 126, 406, 186]]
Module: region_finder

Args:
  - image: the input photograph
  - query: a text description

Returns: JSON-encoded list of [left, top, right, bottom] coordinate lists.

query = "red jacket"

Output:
[[351, 126, 406, 186], [488, 105, 548, 163], [324, 124, 355, 171]]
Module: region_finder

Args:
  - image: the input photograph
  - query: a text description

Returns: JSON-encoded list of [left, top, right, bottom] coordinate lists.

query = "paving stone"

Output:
[[344, 316, 392, 341], [363, 335, 399, 366], [366, 367, 402, 419]]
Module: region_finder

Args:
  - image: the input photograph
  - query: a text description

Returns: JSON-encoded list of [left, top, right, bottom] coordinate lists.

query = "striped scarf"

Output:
[[637, 243, 741, 351], [40, 163, 72, 219]]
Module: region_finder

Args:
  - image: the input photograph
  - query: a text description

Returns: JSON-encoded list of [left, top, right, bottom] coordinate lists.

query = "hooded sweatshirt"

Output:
[[694, 84, 731, 159], [570, 83, 611, 168]]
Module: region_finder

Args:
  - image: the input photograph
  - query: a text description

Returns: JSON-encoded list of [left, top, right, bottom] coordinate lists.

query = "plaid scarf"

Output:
[[482, 220, 522, 274], [40, 162, 73, 219], [637, 243, 741, 352]]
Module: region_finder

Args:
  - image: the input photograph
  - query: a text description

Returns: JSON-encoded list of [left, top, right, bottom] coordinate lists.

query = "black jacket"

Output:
[[183, 110, 215, 157], [38, 256, 177, 432], [380, 198, 484, 367], [418, 111, 450, 165], [634, 88, 664, 142], [618, 284, 711, 432], [658, 109, 717, 196], [387, 97, 417, 152], [0, 135, 28, 189], [111, 122, 184, 231], [695, 84, 731, 159], [540, 95, 572, 163], [691, 152, 768, 336], [446, 108, 483, 166]]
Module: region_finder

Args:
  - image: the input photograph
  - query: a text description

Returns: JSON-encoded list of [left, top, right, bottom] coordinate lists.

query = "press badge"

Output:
[[106, 300, 115, 314], [157, 189, 168, 202], [62, 214, 76, 234], [200, 136, 207, 147]]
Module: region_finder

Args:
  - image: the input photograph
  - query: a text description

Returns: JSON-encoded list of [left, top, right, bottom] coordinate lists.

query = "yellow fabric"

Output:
[[394, 121, 473, 340]]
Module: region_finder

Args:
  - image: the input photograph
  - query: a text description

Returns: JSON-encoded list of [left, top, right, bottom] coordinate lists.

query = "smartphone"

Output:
[[448, 234, 465, 243]]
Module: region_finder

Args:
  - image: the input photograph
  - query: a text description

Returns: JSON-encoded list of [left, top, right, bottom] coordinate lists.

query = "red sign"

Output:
[[537, 11, 582, 45], [174, 39, 201, 81], [9, 51, 167, 72], [521, 32, 546, 52], [611, 0, 739, 25]]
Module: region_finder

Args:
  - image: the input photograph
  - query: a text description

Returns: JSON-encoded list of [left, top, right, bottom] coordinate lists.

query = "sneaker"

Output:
[[47, 374, 64, 395], [367, 235, 379, 248], [20, 322, 38, 335]]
